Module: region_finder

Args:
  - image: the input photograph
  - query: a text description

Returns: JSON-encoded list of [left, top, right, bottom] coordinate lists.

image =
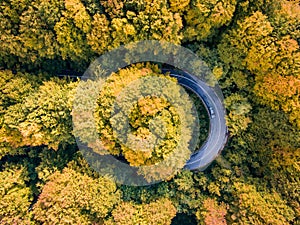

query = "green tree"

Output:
[[100, 0, 183, 45], [18, 0, 63, 62], [0, 0, 29, 68], [0, 70, 41, 112], [0, 70, 42, 149], [109, 17, 137, 48], [244, 107, 300, 218]]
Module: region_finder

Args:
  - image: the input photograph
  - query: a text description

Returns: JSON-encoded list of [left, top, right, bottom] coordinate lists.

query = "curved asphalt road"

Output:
[[60, 69, 228, 171], [162, 69, 228, 171]]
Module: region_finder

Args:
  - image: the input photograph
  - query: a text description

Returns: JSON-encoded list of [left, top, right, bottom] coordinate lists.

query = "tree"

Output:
[[246, 35, 300, 127], [109, 17, 137, 48], [1, 76, 77, 150], [218, 11, 274, 70], [100, 0, 125, 19], [106, 198, 177, 225], [100, 0, 183, 45], [195, 198, 227, 225], [169, 0, 190, 12], [18, 0, 63, 61], [230, 182, 295, 224], [268, 0, 300, 40], [32, 168, 121, 225], [93, 64, 196, 181], [218, 10, 300, 128], [244, 107, 300, 218], [0, 70, 41, 111], [0, 166, 33, 225], [0, 0, 29, 68], [254, 72, 300, 127], [184, 0, 237, 41], [87, 13, 112, 54], [224, 93, 252, 136], [54, 0, 93, 63], [0, 1, 299, 224], [0, 70, 42, 150]]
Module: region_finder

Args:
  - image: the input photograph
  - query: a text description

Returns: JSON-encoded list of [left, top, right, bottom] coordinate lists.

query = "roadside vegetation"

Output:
[[0, 0, 299, 224]]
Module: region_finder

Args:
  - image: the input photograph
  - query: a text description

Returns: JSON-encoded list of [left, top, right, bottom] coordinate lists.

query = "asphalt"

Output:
[[162, 69, 228, 171], [61, 68, 228, 171]]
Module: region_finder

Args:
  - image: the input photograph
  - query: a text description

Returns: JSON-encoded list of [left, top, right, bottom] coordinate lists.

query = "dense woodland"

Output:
[[0, 0, 299, 224]]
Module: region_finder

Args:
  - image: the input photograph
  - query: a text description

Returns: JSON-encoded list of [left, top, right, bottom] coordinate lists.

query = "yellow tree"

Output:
[[0, 166, 33, 225], [33, 168, 121, 225], [1, 76, 77, 150], [107, 198, 177, 225], [184, 0, 237, 41]]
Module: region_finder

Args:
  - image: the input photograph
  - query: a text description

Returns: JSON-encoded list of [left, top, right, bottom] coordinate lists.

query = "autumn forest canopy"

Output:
[[0, 0, 299, 224]]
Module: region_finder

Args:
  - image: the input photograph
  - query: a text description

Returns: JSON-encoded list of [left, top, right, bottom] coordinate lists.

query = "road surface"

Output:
[[162, 69, 228, 171], [60, 68, 228, 171]]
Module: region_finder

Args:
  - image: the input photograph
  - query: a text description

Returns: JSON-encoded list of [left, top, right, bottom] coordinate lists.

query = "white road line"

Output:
[[169, 73, 227, 168]]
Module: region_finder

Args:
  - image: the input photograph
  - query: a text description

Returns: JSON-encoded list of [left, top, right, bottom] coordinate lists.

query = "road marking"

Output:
[[167, 72, 227, 169]]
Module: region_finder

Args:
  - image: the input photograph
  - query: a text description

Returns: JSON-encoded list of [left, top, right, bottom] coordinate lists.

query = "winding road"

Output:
[[162, 69, 228, 171], [61, 68, 228, 172]]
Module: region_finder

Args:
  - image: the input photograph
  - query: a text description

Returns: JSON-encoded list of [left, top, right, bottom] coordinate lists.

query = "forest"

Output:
[[0, 0, 299, 224]]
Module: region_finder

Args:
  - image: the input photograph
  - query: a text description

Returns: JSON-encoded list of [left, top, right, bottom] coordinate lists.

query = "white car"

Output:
[[209, 107, 215, 118]]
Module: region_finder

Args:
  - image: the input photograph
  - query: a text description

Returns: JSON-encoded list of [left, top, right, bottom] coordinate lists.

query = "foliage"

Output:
[[0, 70, 42, 150], [107, 198, 177, 225], [268, 0, 300, 39], [32, 168, 121, 225], [0, 70, 41, 112], [18, 0, 62, 61], [1, 77, 77, 150], [254, 72, 300, 127], [195, 198, 227, 225], [230, 182, 295, 224], [0, 165, 33, 224], [94, 64, 195, 176], [244, 107, 300, 215], [218, 11, 274, 70], [101, 0, 183, 45], [87, 13, 112, 54], [0, 0, 299, 224], [218, 9, 300, 128], [34, 145, 78, 189], [169, 0, 190, 12], [184, 0, 237, 41], [54, 0, 93, 62], [224, 93, 252, 136], [0, 0, 184, 72]]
